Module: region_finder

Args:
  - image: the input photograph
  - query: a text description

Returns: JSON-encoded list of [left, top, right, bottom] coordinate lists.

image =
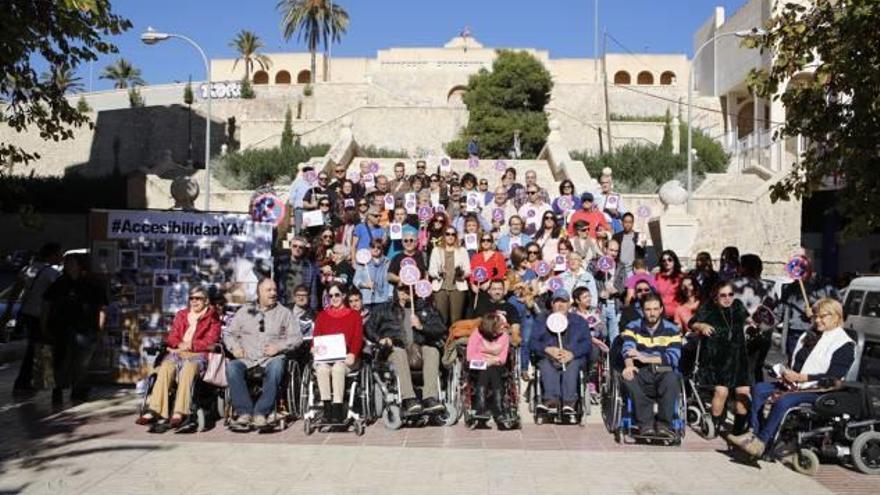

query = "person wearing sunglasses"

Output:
[[388, 226, 428, 286], [350, 206, 387, 265], [412, 159, 429, 184], [565, 192, 610, 240], [533, 211, 563, 261], [428, 228, 471, 326], [137, 286, 222, 431], [654, 250, 684, 320], [551, 179, 582, 218], [729, 298, 854, 459], [469, 234, 507, 303], [354, 238, 392, 309], [312, 282, 364, 422], [426, 213, 450, 259], [688, 281, 752, 437], [619, 279, 657, 336], [624, 258, 656, 307], [224, 279, 303, 431], [496, 215, 532, 259], [328, 165, 348, 193], [517, 184, 552, 237]]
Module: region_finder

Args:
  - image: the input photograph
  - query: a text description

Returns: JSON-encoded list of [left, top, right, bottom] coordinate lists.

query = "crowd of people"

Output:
[[6, 159, 856, 459]]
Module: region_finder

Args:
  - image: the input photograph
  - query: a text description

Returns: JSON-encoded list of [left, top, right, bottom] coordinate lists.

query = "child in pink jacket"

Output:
[[466, 313, 510, 422]]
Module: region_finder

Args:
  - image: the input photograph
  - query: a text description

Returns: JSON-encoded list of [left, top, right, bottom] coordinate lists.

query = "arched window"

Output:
[[296, 69, 311, 84], [275, 70, 291, 84], [447, 85, 467, 106], [637, 71, 654, 85], [613, 71, 631, 85], [253, 70, 269, 85], [660, 71, 676, 85]]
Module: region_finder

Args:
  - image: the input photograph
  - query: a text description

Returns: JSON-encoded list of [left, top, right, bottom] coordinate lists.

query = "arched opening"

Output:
[[447, 85, 467, 106], [296, 69, 311, 84], [253, 70, 269, 85], [660, 71, 676, 85], [613, 71, 631, 85], [637, 71, 654, 85], [275, 70, 291, 84]]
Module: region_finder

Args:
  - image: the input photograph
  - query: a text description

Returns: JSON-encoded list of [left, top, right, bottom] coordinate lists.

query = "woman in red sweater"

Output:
[[312, 282, 364, 421], [654, 250, 684, 320], [470, 233, 507, 309]]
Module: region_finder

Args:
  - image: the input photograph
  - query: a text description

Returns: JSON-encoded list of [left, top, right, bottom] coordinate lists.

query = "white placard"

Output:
[[404, 193, 417, 214], [464, 233, 478, 251], [469, 360, 488, 371], [554, 255, 566, 272], [604, 193, 621, 211], [363, 173, 375, 190], [313, 334, 347, 362], [466, 192, 480, 212], [302, 210, 324, 228], [389, 222, 403, 240], [547, 313, 569, 334], [439, 156, 452, 173], [399, 265, 421, 285], [344, 198, 355, 209], [384, 194, 395, 211], [355, 249, 372, 265]]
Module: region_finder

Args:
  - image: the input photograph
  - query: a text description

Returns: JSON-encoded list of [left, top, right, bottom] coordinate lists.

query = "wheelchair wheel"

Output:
[[851, 431, 880, 475], [792, 449, 820, 476], [372, 379, 385, 423], [441, 402, 459, 427], [288, 362, 302, 419], [354, 420, 366, 436], [383, 404, 403, 430], [700, 413, 715, 439], [686, 405, 701, 427], [303, 417, 314, 436]]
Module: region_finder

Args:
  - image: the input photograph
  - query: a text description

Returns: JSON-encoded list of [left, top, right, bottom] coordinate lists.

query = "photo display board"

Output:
[[88, 209, 273, 383]]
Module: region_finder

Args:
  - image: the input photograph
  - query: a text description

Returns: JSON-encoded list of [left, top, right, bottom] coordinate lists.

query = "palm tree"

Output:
[[277, 0, 349, 84], [230, 29, 272, 80], [41, 65, 84, 94], [100, 58, 145, 89]]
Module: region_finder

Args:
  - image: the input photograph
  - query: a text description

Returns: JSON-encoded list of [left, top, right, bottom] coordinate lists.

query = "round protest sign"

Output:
[[526, 208, 536, 219], [400, 257, 416, 268], [597, 255, 616, 272], [389, 223, 402, 238], [415, 280, 433, 298], [558, 195, 572, 211], [546, 276, 563, 292], [347, 170, 360, 183], [355, 249, 372, 265], [637, 205, 652, 219], [473, 267, 489, 284], [369, 161, 380, 174], [494, 160, 507, 172], [418, 206, 433, 221], [586, 313, 599, 328], [547, 313, 568, 334], [492, 208, 505, 222], [250, 193, 286, 226], [384, 194, 395, 210], [439, 156, 451, 170], [304, 170, 317, 184], [785, 255, 810, 280], [466, 194, 478, 209], [399, 265, 421, 286], [468, 156, 479, 169], [534, 260, 551, 277]]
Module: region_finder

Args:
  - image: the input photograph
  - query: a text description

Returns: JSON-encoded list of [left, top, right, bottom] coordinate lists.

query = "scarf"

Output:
[[793, 326, 853, 389]]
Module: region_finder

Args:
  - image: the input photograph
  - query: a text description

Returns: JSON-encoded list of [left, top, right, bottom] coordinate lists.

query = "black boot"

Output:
[[474, 385, 488, 418], [332, 402, 346, 422], [732, 414, 749, 436], [322, 400, 332, 421]]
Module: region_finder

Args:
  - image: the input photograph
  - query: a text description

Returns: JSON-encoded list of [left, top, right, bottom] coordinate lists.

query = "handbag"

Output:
[[406, 342, 423, 369], [203, 352, 227, 387]]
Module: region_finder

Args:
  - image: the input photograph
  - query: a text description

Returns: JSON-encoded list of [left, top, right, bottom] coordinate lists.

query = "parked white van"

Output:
[[842, 276, 880, 382]]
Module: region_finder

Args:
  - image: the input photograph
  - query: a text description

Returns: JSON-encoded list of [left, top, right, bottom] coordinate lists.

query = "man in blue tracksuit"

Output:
[[620, 293, 682, 438], [530, 289, 591, 414]]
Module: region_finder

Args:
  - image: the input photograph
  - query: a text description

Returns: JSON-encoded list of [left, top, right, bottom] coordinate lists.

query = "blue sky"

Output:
[[81, 0, 749, 91]]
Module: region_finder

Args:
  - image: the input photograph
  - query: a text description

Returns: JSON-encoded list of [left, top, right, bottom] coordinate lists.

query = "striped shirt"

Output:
[[620, 318, 682, 370]]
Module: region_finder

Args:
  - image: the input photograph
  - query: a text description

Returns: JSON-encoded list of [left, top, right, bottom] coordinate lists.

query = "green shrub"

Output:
[[128, 88, 144, 108], [214, 143, 331, 189], [76, 96, 91, 113], [356, 144, 409, 158], [239, 77, 255, 99], [571, 126, 728, 193]]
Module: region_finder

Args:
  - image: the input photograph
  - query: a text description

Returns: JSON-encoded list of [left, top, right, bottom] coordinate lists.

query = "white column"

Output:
[[769, 95, 786, 171], [753, 96, 764, 167]]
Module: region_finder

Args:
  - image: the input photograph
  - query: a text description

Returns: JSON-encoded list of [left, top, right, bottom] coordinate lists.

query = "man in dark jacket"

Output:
[[530, 289, 591, 414], [367, 284, 448, 415]]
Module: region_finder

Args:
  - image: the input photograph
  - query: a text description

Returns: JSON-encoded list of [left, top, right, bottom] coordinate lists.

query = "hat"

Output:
[[580, 192, 594, 203], [551, 288, 571, 301], [402, 225, 419, 237]]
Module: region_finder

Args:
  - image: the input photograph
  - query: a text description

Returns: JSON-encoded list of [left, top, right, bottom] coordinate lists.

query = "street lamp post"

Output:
[[141, 27, 213, 211], [687, 28, 765, 213]]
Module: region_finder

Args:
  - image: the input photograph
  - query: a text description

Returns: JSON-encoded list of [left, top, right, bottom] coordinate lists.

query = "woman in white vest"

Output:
[[728, 297, 854, 457]]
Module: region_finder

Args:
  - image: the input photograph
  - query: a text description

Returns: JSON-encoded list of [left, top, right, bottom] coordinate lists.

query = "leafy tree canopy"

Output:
[[0, 0, 131, 169], [746, 0, 880, 236], [446, 50, 553, 159]]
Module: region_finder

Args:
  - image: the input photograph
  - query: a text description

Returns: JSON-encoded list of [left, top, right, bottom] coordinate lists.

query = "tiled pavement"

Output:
[[0, 363, 877, 494]]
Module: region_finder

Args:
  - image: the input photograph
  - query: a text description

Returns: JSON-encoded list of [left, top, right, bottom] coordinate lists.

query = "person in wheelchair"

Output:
[[531, 289, 592, 414], [619, 294, 683, 439], [618, 279, 655, 333], [313, 282, 364, 422], [224, 278, 303, 431], [466, 312, 510, 422], [366, 284, 447, 416], [137, 286, 221, 430], [728, 298, 855, 458], [470, 280, 521, 345]]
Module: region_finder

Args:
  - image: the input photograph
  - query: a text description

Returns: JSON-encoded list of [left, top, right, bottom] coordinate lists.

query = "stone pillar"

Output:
[[648, 180, 699, 265], [671, 115, 680, 155], [754, 96, 765, 166], [769, 95, 786, 171]]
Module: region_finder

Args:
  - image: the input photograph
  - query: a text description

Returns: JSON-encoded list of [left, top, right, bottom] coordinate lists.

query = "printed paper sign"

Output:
[[534, 261, 551, 277], [401, 257, 416, 268], [492, 208, 505, 223], [363, 173, 375, 189], [434, 205, 446, 214], [389, 223, 403, 240], [546, 276, 563, 293], [597, 255, 616, 272], [347, 170, 361, 183], [384, 194, 395, 211], [637, 205, 651, 219], [466, 192, 480, 212], [785, 256, 810, 280], [304, 170, 317, 184], [107, 210, 273, 244], [468, 156, 480, 169], [344, 198, 355, 209], [557, 195, 572, 211], [313, 334, 347, 362], [509, 238, 521, 251], [303, 210, 324, 228], [494, 160, 507, 172], [554, 255, 566, 272], [250, 193, 287, 226], [604, 194, 621, 211], [469, 360, 488, 370], [418, 206, 432, 221], [464, 233, 478, 251], [369, 161, 380, 174], [439, 156, 452, 173], [431, 192, 441, 207], [547, 313, 568, 333]]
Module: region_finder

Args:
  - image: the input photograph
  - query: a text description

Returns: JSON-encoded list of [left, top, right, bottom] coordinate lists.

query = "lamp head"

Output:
[[141, 27, 170, 45], [734, 28, 768, 38]]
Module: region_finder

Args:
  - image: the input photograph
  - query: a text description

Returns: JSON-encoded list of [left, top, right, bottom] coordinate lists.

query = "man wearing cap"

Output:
[[529, 289, 592, 414], [350, 207, 387, 265], [566, 192, 610, 239], [387, 226, 427, 286]]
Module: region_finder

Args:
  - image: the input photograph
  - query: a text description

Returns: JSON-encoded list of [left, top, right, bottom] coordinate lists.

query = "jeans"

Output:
[[750, 381, 818, 444], [601, 300, 620, 345], [538, 357, 585, 403], [519, 315, 534, 372], [226, 356, 287, 417], [53, 331, 97, 398], [13, 314, 40, 390], [622, 367, 681, 429]]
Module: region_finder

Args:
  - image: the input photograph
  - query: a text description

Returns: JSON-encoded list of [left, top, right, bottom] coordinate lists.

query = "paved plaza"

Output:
[[0, 361, 875, 495]]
